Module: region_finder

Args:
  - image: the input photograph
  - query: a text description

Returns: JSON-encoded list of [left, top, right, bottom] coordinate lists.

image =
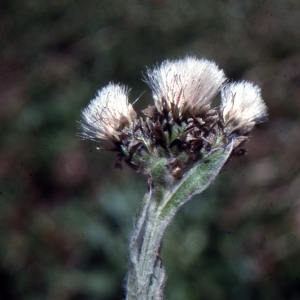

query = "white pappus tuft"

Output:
[[145, 55, 226, 119], [80, 83, 136, 141], [221, 81, 268, 135]]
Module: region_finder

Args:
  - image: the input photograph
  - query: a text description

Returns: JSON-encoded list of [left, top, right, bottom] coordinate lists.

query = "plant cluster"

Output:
[[80, 56, 268, 300], [80, 56, 267, 179]]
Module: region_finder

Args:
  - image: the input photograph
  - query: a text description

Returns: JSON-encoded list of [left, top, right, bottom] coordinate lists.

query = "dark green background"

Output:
[[1, 1, 300, 299]]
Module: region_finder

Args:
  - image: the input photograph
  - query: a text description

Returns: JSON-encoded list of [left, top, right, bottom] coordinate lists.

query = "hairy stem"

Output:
[[126, 147, 232, 300]]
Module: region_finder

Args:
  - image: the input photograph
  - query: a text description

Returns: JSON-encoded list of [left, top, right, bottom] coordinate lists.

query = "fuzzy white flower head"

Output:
[[145, 56, 226, 119], [81, 83, 136, 141], [221, 81, 268, 135]]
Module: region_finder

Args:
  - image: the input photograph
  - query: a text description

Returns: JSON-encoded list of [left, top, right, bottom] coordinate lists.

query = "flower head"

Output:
[[79, 56, 268, 173], [80, 83, 136, 141], [220, 81, 268, 135], [145, 56, 226, 120]]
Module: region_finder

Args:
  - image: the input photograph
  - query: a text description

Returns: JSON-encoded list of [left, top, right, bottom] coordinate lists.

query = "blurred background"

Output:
[[1, 0, 300, 299]]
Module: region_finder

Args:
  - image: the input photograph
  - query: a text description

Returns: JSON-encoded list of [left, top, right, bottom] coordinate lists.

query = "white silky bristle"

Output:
[[81, 83, 134, 140], [146, 55, 226, 117], [221, 81, 268, 129]]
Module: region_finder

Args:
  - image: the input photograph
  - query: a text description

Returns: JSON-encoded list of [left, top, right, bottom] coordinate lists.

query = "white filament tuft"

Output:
[[80, 83, 135, 140], [221, 81, 268, 133], [145, 56, 226, 118]]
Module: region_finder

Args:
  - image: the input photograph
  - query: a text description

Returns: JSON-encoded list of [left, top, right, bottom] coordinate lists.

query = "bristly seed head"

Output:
[[80, 83, 137, 141], [79, 57, 268, 177], [145, 56, 226, 121], [220, 81, 268, 135]]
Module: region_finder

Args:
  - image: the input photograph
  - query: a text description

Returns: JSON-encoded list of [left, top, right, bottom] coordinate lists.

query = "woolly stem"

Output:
[[126, 147, 232, 300]]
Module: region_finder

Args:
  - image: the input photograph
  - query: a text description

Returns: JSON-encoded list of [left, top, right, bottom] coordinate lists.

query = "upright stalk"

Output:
[[126, 148, 232, 299]]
